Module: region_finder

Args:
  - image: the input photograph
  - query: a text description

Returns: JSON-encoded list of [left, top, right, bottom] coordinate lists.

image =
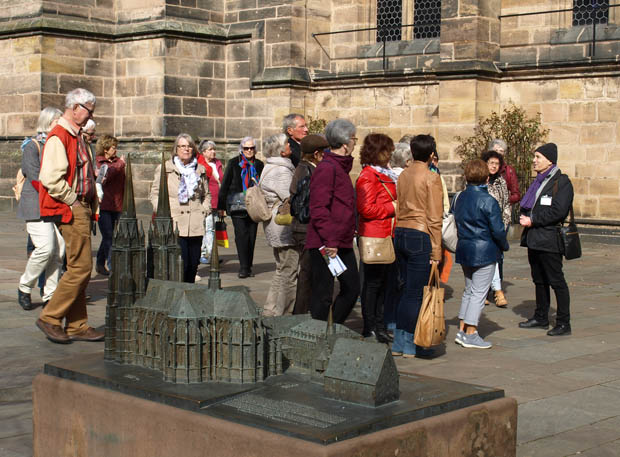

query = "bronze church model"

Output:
[[104, 154, 399, 407]]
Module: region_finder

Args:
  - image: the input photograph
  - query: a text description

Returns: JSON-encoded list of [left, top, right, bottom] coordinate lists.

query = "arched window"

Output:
[[573, 0, 609, 25]]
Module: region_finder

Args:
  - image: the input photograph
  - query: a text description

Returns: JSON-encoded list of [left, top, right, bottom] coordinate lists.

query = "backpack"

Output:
[[290, 174, 311, 224], [13, 139, 40, 202]]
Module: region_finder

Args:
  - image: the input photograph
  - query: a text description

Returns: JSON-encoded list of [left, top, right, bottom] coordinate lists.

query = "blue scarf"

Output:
[[20, 133, 47, 152], [239, 153, 257, 192], [520, 165, 556, 211]]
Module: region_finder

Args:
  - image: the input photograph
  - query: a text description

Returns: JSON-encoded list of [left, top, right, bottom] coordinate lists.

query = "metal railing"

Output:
[[499, 3, 620, 57], [312, 22, 439, 71]]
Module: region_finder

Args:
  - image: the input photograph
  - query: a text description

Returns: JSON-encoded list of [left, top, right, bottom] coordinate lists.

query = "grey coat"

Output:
[[260, 157, 295, 248], [17, 138, 43, 221]]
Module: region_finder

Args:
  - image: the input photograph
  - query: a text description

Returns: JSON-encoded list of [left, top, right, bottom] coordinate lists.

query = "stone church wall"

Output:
[[0, 0, 618, 220]]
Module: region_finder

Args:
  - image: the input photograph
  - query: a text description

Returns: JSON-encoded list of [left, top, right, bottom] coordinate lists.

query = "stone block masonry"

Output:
[[0, 0, 619, 221]]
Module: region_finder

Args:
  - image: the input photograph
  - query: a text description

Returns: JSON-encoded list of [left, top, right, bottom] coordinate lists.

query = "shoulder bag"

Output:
[[246, 169, 278, 223], [441, 191, 461, 253], [552, 180, 581, 260], [414, 263, 446, 348], [226, 192, 247, 216], [359, 181, 396, 264]]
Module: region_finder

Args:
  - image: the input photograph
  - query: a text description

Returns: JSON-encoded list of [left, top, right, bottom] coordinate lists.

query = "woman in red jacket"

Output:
[[356, 134, 397, 344]]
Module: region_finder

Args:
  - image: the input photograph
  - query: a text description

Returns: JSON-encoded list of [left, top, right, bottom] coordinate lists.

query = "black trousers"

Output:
[[528, 249, 570, 325], [309, 248, 359, 324], [361, 262, 391, 334], [231, 215, 258, 274], [179, 236, 202, 283]]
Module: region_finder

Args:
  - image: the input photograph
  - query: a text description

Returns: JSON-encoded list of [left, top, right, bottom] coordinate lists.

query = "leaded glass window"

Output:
[[377, 0, 402, 42], [414, 0, 441, 39], [573, 0, 609, 26]]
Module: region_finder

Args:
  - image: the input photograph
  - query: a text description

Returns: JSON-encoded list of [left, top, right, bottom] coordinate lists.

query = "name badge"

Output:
[[540, 196, 552, 206]]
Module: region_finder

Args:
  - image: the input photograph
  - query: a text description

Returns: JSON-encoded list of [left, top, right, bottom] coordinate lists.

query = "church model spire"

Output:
[[105, 154, 147, 362], [147, 151, 183, 282], [208, 231, 221, 291]]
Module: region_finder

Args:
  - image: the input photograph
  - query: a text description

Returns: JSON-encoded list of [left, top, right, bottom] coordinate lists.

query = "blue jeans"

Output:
[[393, 227, 431, 333], [97, 210, 120, 268]]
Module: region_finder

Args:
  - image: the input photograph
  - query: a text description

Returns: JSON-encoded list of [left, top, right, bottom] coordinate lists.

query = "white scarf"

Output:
[[173, 156, 199, 204]]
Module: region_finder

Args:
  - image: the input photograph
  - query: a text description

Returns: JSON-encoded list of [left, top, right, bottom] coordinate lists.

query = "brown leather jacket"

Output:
[[395, 161, 444, 260]]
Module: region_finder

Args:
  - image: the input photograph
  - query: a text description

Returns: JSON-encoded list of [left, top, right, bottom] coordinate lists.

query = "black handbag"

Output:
[[226, 192, 247, 216], [560, 206, 581, 260]]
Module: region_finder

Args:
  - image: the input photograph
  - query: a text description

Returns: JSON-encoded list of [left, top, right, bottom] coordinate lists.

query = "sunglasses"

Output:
[[243, 146, 256, 151]]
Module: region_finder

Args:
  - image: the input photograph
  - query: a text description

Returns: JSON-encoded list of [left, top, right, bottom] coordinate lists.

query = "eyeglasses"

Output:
[[243, 146, 256, 151], [177, 144, 192, 150], [78, 104, 94, 117]]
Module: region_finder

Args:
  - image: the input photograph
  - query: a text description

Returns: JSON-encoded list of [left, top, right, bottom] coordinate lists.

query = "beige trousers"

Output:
[[39, 204, 92, 334], [262, 245, 300, 317]]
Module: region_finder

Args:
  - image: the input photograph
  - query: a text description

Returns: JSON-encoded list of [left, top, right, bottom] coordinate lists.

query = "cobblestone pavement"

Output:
[[1, 212, 619, 457]]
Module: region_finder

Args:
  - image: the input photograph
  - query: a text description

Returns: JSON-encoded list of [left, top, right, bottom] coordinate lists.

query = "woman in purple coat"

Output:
[[305, 119, 360, 324]]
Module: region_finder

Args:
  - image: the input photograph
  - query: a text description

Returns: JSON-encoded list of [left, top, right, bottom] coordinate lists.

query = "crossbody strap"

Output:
[[552, 178, 574, 225]]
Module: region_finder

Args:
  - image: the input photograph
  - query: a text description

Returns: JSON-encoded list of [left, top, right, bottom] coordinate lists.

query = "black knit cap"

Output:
[[535, 143, 558, 164], [301, 134, 329, 156]]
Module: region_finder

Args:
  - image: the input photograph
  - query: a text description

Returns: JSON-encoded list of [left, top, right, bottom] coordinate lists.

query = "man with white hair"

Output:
[[283, 113, 308, 168], [36, 88, 103, 344]]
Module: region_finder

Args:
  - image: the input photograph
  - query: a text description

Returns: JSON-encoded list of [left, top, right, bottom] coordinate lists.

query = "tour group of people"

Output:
[[16, 88, 575, 350]]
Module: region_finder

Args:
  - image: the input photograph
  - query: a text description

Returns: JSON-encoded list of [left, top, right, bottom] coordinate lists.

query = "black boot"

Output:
[[18, 290, 35, 311]]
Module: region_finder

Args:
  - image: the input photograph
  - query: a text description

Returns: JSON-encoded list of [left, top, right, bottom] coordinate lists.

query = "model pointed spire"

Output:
[[326, 304, 335, 336], [121, 154, 136, 218], [208, 228, 221, 291], [156, 150, 171, 217]]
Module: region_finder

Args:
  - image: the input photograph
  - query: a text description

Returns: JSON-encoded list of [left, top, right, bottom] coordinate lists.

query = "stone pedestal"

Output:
[[33, 368, 517, 457]]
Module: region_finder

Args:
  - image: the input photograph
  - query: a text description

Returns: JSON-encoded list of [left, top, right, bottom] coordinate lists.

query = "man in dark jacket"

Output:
[[518, 143, 574, 336], [283, 113, 308, 168]]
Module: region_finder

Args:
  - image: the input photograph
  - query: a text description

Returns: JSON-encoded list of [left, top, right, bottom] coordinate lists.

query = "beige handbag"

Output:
[[359, 180, 396, 264], [414, 263, 446, 348], [359, 235, 395, 264]]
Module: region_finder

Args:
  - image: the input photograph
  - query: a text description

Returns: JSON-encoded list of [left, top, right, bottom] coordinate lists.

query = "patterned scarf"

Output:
[[173, 156, 199, 204], [370, 164, 398, 183], [520, 165, 556, 211], [239, 153, 257, 192]]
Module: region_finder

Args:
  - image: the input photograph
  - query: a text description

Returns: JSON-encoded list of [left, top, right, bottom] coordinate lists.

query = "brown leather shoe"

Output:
[[494, 290, 508, 308], [36, 318, 71, 344], [68, 327, 105, 342]]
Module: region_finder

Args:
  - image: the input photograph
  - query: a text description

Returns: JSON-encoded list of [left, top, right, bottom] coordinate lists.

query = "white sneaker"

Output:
[[460, 332, 492, 349], [455, 330, 465, 346], [195, 274, 201, 282]]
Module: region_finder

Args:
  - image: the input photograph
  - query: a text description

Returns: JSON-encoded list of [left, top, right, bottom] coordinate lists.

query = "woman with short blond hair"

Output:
[[150, 133, 211, 283]]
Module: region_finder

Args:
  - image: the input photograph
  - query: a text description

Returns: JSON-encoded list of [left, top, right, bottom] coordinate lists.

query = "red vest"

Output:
[[39, 124, 78, 223]]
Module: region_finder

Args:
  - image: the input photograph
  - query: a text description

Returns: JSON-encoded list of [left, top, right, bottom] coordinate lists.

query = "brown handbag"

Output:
[[358, 180, 396, 264], [414, 263, 446, 348]]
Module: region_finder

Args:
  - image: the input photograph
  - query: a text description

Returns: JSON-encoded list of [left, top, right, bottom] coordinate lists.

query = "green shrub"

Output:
[[307, 116, 327, 134], [454, 103, 549, 197]]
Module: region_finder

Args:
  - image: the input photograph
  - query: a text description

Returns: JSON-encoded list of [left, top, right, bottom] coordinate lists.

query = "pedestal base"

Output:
[[33, 372, 517, 457]]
